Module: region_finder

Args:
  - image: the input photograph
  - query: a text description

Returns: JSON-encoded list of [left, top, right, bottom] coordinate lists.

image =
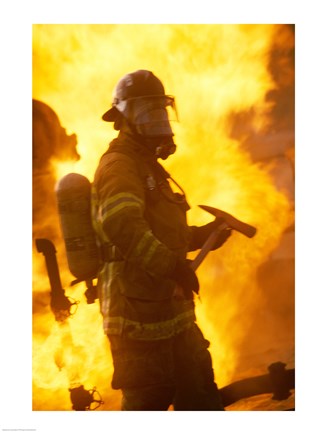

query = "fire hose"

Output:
[[220, 361, 295, 408]]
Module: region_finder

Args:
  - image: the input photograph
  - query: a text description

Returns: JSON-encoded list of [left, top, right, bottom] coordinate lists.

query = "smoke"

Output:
[[32, 99, 80, 242], [224, 24, 295, 379]]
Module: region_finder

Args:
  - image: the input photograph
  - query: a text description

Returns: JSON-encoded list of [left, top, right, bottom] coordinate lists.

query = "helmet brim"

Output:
[[102, 106, 119, 122]]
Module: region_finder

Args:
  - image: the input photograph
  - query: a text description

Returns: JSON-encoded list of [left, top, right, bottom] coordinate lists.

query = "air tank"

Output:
[[56, 173, 100, 281]]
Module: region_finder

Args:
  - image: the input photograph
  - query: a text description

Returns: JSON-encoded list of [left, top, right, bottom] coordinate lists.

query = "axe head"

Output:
[[199, 205, 257, 238]]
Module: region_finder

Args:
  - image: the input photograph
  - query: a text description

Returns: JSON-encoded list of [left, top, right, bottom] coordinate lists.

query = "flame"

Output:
[[32, 24, 294, 410]]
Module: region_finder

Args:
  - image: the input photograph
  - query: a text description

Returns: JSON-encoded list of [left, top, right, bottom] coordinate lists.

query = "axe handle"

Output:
[[190, 222, 229, 271]]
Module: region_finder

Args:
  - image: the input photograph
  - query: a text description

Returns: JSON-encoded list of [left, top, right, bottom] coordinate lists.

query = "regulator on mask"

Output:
[[102, 70, 178, 159], [144, 134, 176, 160]]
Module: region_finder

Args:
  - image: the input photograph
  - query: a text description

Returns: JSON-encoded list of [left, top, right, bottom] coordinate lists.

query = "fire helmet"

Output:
[[102, 70, 177, 137]]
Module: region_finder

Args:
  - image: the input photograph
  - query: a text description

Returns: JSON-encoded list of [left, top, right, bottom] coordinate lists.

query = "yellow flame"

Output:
[[32, 24, 294, 409]]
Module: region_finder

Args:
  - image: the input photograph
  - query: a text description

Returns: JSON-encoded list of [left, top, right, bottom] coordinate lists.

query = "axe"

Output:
[[190, 205, 257, 271]]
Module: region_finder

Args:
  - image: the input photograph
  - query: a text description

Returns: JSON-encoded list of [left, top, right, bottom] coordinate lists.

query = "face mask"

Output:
[[124, 95, 177, 137]]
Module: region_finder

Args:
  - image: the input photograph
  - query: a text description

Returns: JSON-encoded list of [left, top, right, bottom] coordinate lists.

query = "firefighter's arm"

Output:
[[95, 153, 177, 278]]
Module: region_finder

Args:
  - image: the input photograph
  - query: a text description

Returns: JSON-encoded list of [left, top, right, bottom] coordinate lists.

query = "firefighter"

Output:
[[91, 69, 231, 410]]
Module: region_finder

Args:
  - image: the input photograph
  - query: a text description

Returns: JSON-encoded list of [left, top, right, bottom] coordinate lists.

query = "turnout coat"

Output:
[[91, 131, 200, 340]]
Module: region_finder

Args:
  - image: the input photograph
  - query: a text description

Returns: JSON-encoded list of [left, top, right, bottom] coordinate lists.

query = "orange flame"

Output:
[[32, 24, 294, 410]]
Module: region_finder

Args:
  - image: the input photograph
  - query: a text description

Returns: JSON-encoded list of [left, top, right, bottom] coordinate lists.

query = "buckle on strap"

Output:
[[101, 243, 123, 262]]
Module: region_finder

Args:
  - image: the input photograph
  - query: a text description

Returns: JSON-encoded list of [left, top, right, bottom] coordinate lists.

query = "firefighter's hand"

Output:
[[171, 258, 199, 299], [213, 225, 232, 249], [192, 219, 231, 250]]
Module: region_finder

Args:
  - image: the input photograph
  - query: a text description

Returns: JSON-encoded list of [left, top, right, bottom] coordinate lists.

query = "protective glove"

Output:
[[190, 218, 232, 251], [171, 258, 199, 299]]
